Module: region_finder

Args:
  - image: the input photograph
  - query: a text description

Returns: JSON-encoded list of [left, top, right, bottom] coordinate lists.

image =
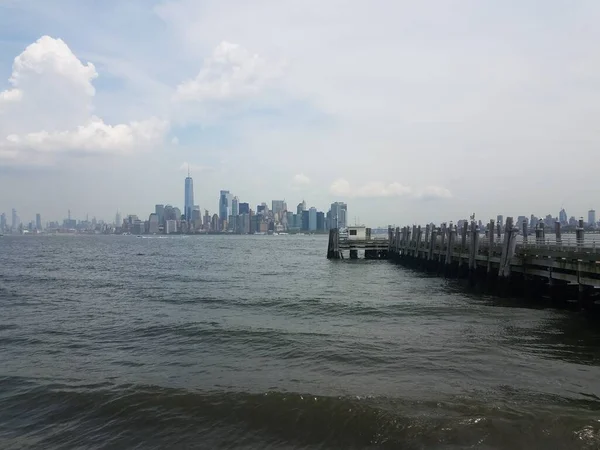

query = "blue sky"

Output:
[[1, 0, 600, 225]]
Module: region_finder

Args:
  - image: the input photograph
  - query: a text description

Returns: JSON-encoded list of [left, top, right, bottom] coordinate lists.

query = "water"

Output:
[[1, 234, 599, 449]]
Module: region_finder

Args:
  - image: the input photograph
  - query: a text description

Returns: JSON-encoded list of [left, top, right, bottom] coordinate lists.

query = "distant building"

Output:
[[211, 214, 219, 232], [132, 220, 144, 235], [239, 202, 250, 215], [165, 219, 177, 234], [286, 211, 294, 230], [203, 210, 211, 230], [559, 208, 568, 226], [297, 201, 306, 216], [496, 215, 503, 230], [272, 200, 286, 217], [308, 207, 317, 231], [329, 202, 347, 229], [316, 211, 325, 230], [11, 208, 17, 231], [0, 213, 6, 231], [184, 173, 194, 221], [149, 213, 159, 234], [257, 204, 266, 215], [238, 213, 250, 234], [155, 205, 164, 225], [35, 213, 42, 231], [588, 209, 596, 228], [219, 190, 232, 224], [232, 196, 239, 216], [301, 210, 309, 231]]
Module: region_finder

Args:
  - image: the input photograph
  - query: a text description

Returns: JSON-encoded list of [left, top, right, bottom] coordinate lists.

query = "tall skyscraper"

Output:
[[11, 208, 17, 230], [272, 200, 285, 217], [184, 169, 194, 221], [219, 190, 232, 223], [115, 211, 122, 227], [496, 215, 503, 230], [308, 207, 317, 231], [232, 196, 239, 216], [0, 213, 6, 231], [559, 208, 568, 225], [35, 213, 42, 231], [238, 202, 250, 215], [297, 201, 306, 216], [330, 202, 347, 229], [588, 209, 596, 227], [155, 205, 164, 225]]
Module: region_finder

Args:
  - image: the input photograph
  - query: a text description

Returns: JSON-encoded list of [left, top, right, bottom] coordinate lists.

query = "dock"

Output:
[[327, 218, 600, 309]]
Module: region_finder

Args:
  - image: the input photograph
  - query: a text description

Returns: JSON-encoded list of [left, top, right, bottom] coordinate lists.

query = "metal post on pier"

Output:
[[535, 220, 545, 245], [576, 218, 585, 249], [487, 219, 495, 274], [555, 221, 562, 245]]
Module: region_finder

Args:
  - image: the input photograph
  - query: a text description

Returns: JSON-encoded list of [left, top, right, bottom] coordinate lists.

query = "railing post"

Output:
[[429, 225, 437, 261], [439, 223, 447, 263], [555, 221, 561, 245], [487, 219, 495, 273], [576, 218, 584, 249]]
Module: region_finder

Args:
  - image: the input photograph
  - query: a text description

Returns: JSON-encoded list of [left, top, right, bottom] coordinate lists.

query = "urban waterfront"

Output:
[[1, 235, 599, 449]]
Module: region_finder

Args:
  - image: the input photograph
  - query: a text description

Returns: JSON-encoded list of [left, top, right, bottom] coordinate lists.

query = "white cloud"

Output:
[[0, 88, 22, 104], [3, 117, 168, 154], [292, 173, 311, 186], [0, 36, 168, 165], [329, 179, 452, 201], [174, 41, 283, 102], [171, 136, 179, 145], [417, 185, 453, 200], [330, 178, 413, 198]]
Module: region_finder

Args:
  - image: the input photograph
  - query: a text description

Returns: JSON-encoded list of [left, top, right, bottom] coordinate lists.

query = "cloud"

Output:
[[292, 173, 311, 186], [416, 185, 453, 200], [0, 36, 168, 165], [330, 178, 413, 198], [174, 41, 283, 102], [329, 179, 451, 200]]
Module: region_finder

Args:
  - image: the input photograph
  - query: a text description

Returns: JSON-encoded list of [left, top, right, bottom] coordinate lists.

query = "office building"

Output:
[[155, 205, 164, 225], [232, 196, 239, 216], [184, 171, 194, 221], [308, 207, 317, 231], [297, 201, 306, 216], [219, 190, 232, 223], [559, 208, 568, 226], [115, 211, 122, 228], [496, 215, 503, 230], [238, 202, 250, 215], [588, 210, 596, 228], [149, 213, 159, 234], [35, 213, 42, 231], [165, 220, 177, 234], [257, 204, 266, 215], [286, 211, 294, 230], [272, 200, 286, 217], [211, 214, 219, 232], [316, 211, 325, 230], [301, 210, 309, 231], [0, 213, 6, 231], [11, 208, 17, 230], [330, 202, 347, 229]]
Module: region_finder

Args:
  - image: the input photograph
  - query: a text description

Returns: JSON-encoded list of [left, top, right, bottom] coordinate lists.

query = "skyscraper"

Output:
[[232, 196, 239, 216], [559, 208, 568, 226], [219, 190, 232, 223], [0, 213, 6, 231], [308, 207, 317, 231], [11, 208, 17, 231], [155, 205, 164, 225], [330, 202, 347, 229], [238, 202, 250, 215], [297, 201, 306, 216], [184, 169, 194, 221], [115, 211, 122, 227], [272, 200, 285, 216], [35, 213, 42, 231], [589, 209, 596, 228]]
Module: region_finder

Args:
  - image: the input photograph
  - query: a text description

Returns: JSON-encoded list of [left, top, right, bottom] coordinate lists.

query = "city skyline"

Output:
[[2, 2, 600, 226], [2, 171, 600, 234]]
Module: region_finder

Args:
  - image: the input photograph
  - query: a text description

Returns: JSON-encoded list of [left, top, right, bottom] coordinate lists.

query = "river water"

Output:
[[1, 234, 599, 449]]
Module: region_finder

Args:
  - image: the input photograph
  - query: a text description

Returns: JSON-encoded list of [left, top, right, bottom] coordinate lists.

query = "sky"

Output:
[[1, 0, 600, 226]]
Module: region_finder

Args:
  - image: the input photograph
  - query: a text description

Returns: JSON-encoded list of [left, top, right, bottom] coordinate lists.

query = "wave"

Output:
[[1, 379, 598, 450]]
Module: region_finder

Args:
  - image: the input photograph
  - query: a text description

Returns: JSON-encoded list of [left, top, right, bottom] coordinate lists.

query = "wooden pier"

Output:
[[327, 218, 600, 309]]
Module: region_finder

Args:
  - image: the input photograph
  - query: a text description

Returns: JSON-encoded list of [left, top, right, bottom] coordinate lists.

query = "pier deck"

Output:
[[327, 218, 600, 309]]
